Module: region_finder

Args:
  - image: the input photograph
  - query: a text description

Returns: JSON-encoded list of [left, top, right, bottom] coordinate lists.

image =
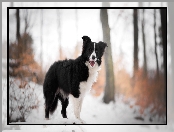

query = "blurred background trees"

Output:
[[6, 2, 168, 122], [133, 9, 139, 77], [100, 2, 115, 103], [9, 8, 44, 84], [141, 9, 147, 76], [154, 9, 159, 78], [160, 9, 167, 108]]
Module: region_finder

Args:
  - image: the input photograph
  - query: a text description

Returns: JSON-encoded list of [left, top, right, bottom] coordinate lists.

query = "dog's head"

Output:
[[82, 36, 107, 68]]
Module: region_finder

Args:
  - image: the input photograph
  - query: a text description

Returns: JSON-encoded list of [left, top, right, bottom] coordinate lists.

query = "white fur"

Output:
[[53, 42, 101, 123], [70, 61, 101, 123], [55, 88, 68, 100], [89, 43, 97, 63]]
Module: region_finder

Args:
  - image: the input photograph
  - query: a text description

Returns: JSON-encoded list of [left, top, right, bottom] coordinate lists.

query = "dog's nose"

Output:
[[92, 55, 95, 60]]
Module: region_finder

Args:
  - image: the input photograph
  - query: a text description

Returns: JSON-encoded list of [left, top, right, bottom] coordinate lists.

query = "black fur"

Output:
[[43, 36, 107, 119]]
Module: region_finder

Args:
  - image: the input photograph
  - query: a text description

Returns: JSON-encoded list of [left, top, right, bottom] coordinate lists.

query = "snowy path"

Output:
[[3, 79, 174, 131], [9, 82, 165, 124]]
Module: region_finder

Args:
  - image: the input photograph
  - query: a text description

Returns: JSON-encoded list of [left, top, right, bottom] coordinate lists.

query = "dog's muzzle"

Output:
[[89, 61, 95, 67]]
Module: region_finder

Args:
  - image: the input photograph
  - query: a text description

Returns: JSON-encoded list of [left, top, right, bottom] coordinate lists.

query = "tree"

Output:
[[100, 2, 115, 103], [10, 9, 43, 84], [133, 9, 139, 77], [16, 9, 21, 58], [154, 9, 159, 77], [141, 9, 147, 76], [16, 9, 20, 43], [24, 9, 29, 34], [160, 9, 167, 107]]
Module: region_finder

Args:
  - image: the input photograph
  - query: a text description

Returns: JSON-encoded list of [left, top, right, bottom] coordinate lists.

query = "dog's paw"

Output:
[[61, 111, 68, 118], [80, 119, 86, 124], [62, 114, 67, 118], [76, 118, 86, 124]]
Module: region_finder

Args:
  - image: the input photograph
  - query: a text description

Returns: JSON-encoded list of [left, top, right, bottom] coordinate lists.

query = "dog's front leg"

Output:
[[70, 95, 85, 123], [73, 96, 82, 118]]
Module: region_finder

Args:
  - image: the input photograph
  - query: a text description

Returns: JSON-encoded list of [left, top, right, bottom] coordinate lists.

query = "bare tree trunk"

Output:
[[16, 9, 20, 43], [142, 9, 147, 76], [16, 9, 20, 60], [100, 2, 115, 103], [133, 9, 139, 76], [24, 10, 29, 34], [154, 9, 159, 77], [160, 9, 167, 108]]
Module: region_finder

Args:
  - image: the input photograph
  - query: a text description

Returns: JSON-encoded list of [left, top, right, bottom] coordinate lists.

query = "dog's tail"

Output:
[[49, 95, 59, 115]]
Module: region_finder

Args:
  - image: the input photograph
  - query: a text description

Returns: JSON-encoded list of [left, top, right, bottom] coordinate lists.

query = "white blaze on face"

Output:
[[89, 43, 97, 68]]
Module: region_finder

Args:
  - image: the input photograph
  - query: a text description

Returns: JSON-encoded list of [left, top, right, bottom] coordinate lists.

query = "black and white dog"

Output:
[[43, 36, 107, 123]]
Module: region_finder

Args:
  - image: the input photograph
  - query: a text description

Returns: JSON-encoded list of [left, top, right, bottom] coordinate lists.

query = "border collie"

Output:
[[43, 36, 107, 123]]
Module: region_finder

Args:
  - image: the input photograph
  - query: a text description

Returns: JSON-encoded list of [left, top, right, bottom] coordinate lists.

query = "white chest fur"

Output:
[[70, 62, 101, 123], [79, 62, 101, 97]]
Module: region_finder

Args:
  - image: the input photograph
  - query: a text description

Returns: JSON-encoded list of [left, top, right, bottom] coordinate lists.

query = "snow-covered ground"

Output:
[[6, 78, 165, 124], [2, 78, 174, 131]]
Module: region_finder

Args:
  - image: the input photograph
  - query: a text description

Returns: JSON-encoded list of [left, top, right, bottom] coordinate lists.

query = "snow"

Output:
[[2, 78, 174, 131], [8, 79, 164, 124]]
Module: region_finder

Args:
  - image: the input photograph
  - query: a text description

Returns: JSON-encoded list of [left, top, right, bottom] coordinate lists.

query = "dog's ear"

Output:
[[99, 41, 108, 48], [98, 41, 108, 55], [82, 36, 91, 44], [103, 42, 108, 48]]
